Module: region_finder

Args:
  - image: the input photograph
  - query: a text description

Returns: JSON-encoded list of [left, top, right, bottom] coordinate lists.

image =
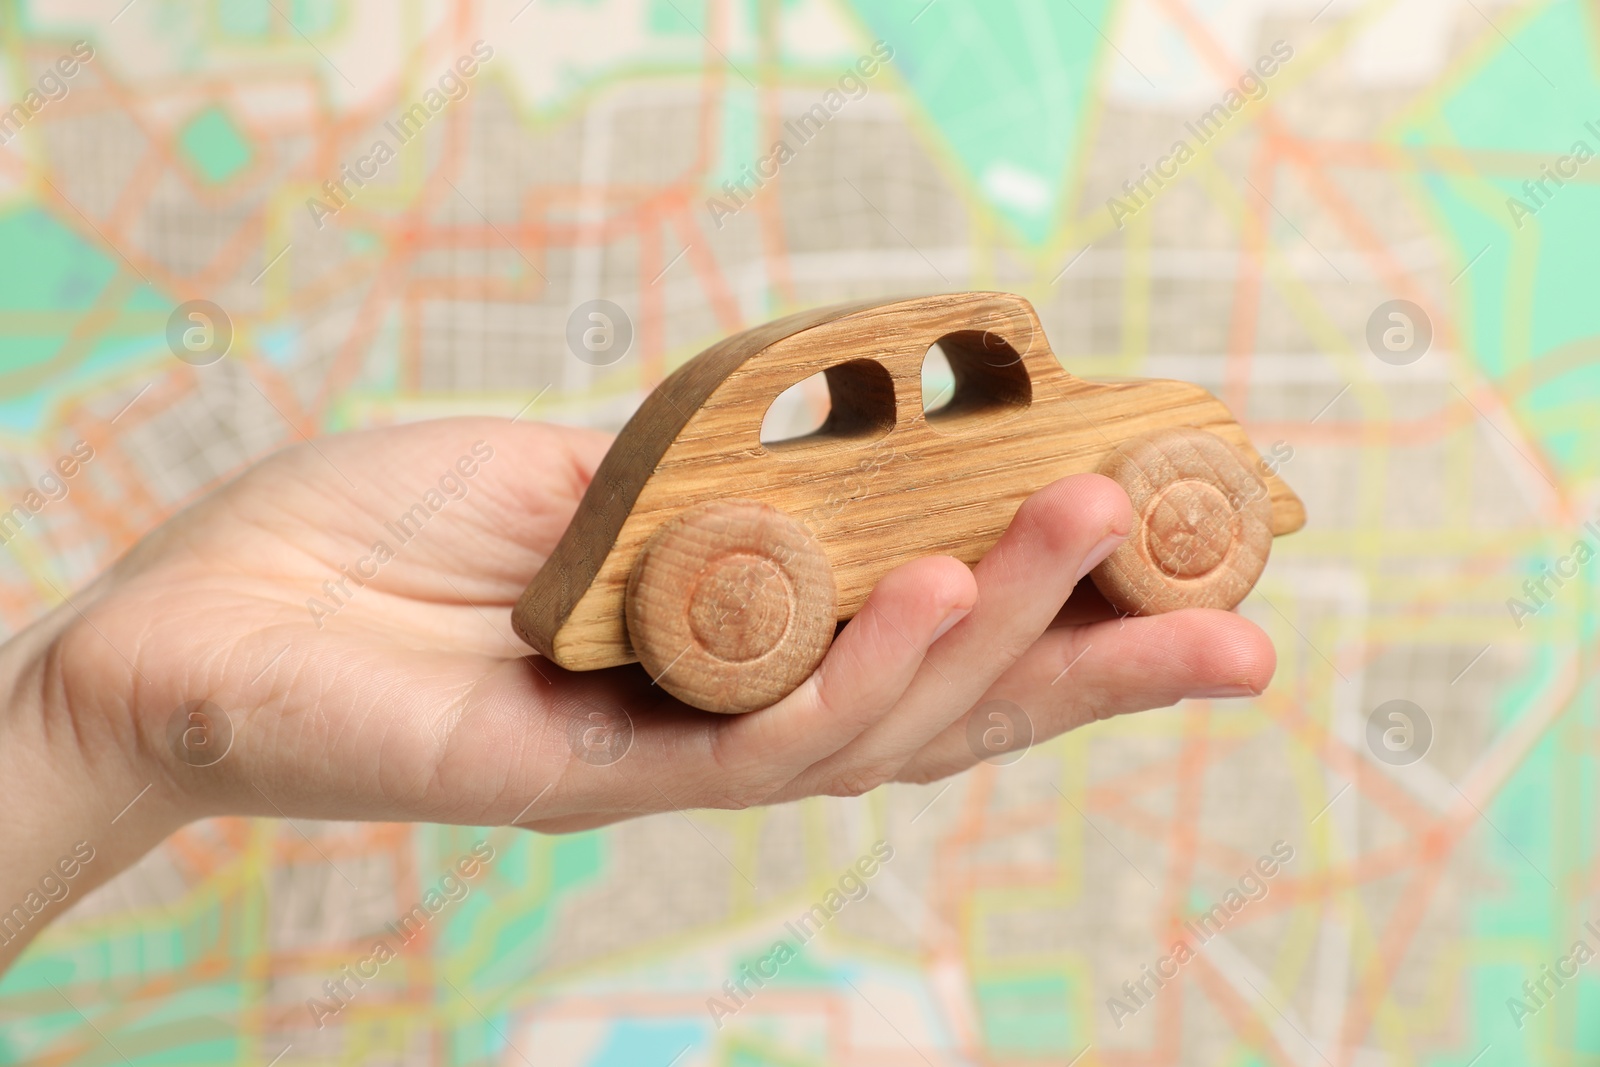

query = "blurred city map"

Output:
[[1, 0, 1598, 1063]]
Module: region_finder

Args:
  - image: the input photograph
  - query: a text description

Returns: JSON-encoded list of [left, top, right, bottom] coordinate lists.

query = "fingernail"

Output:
[[930, 607, 969, 643], [1194, 684, 1259, 699], [1075, 531, 1129, 582]]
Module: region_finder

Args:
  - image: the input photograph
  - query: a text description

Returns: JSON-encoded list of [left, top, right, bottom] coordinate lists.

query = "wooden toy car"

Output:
[[513, 292, 1304, 714]]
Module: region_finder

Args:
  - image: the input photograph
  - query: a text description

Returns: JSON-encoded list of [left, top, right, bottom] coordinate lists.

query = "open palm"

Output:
[[42, 415, 1275, 843]]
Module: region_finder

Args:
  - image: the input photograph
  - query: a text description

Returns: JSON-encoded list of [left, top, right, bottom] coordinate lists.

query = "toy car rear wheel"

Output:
[[1090, 427, 1273, 615], [626, 499, 838, 714]]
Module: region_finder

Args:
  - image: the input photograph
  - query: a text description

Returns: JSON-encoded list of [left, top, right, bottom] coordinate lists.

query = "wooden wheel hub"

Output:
[[686, 553, 793, 662], [1091, 427, 1273, 614], [627, 499, 837, 713], [1145, 480, 1239, 578]]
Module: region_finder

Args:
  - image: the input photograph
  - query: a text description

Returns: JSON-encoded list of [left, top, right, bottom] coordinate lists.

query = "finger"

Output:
[[714, 554, 977, 805], [895, 607, 1276, 782], [444, 553, 978, 823], [789, 473, 1132, 794]]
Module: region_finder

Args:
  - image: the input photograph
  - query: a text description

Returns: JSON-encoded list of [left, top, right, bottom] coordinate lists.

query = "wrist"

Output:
[[0, 605, 185, 972]]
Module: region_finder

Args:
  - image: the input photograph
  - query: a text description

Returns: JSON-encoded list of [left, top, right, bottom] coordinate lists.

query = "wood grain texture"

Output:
[[1089, 427, 1274, 614], [625, 500, 837, 713], [513, 292, 1305, 676]]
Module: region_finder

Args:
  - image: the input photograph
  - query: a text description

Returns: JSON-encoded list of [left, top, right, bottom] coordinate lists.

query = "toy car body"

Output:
[[513, 292, 1304, 713]]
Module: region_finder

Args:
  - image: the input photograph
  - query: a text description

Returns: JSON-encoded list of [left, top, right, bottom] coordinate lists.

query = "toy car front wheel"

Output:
[[1090, 427, 1274, 615], [626, 499, 838, 713]]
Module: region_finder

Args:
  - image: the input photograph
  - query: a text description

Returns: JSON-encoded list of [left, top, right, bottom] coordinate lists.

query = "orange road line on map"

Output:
[[639, 210, 668, 385], [1185, 955, 1300, 1067], [248, 360, 322, 438], [162, 825, 233, 880], [1222, 140, 1273, 416], [32, 272, 138, 402], [1153, 704, 1212, 1065], [1335, 856, 1451, 1060], [1100, 798, 1289, 888], [946, 762, 1001, 1060], [103, 145, 165, 244], [668, 0, 744, 342], [754, 0, 797, 306], [82, 373, 193, 518], [278, 253, 390, 320], [314, 176, 454, 420], [1139, 0, 1288, 481], [191, 212, 274, 300], [1267, 703, 1438, 829], [414, 183, 696, 240], [1222, 834, 1460, 926], [1147, 0, 1523, 538], [1086, 731, 1251, 808], [284, 7, 482, 198], [1274, 135, 1451, 339], [287, 13, 500, 418], [51, 459, 138, 550], [411, 274, 546, 303], [674, 207, 744, 335], [418, 209, 662, 247], [1272, 132, 1570, 519], [75, 65, 300, 311], [32, 177, 173, 300], [52, 417, 165, 548], [86, 73, 191, 223]]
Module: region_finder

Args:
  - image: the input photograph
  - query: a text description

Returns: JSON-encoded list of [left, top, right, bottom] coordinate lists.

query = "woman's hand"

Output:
[[0, 416, 1274, 966]]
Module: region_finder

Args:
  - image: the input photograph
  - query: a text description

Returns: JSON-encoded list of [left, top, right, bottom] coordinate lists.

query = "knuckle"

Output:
[[896, 764, 951, 787], [704, 786, 759, 811], [823, 761, 899, 799], [701, 770, 774, 811], [704, 736, 783, 811]]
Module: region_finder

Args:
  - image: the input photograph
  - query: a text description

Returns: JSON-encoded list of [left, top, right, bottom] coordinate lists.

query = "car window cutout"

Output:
[[921, 343, 955, 415], [920, 330, 1031, 429], [760, 359, 896, 453]]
